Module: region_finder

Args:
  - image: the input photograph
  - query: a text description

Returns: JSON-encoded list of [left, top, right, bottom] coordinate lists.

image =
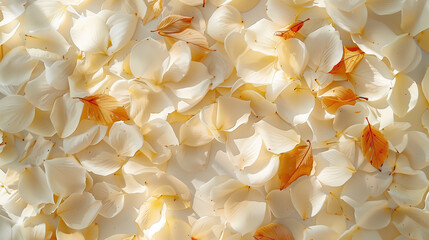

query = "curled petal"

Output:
[[0, 95, 35, 133], [207, 6, 243, 42]]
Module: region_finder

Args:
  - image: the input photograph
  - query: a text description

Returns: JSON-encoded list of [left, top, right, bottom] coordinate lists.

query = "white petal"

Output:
[[44, 157, 86, 197], [392, 206, 429, 239], [176, 143, 210, 172], [355, 200, 391, 230], [333, 102, 369, 132], [0, 95, 35, 133], [0, 20, 20, 45], [349, 56, 393, 101], [24, 28, 70, 61], [203, 44, 234, 88], [22, 0, 68, 31], [57, 192, 102, 230], [325, 1, 367, 33], [245, 19, 282, 56], [19, 166, 53, 205], [179, 114, 213, 147], [303, 68, 334, 92], [382, 123, 410, 153], [75, 141, 123, 176], [303, 225, 338, 240], [224, 188, 266, 235], [24, 72, 66, 111], [367, 0, 404, 15], [266, 0, 299, 26], [162, 41, 191, 83], [190, 216, 222, 240], [50, 93, 83, 138], [421, 66, 429, 102], [227, 124, 262, 169], [26, 109, 56, 137], [63, 120, 107, 154], [45, 56, 76, 91], [290, 176, 326, 219], [317, 166, 354, 187], [387, 74, 418, 118], [224, 31, 247, 65], [207, 5, 243, 42], [0, 46, 38, 87], [235, 151, 279, 186], [276, 80, 315, 125], [381, 33, 420, 72], [267, 189, 294, 218], [0, 0, 25, 27], [254, 114, 300, 154], [91, 182, 124, 218], [307, 116, 336, 142], [422, 109, 429, 134], [304, 25, 343, 73], [417, 29, 429, 53], [151, 218, 190, 240], [108, 121, 143, 157], [70, 15, 109, 53], [236, 49, 277, 85], [130, 38, 168, 81], [106, 13, 137, 55], [212, 96, 250, 132], [403, 131, 429, 169], [341, 171, 392, 204], [388, 182, 427, 207], [19, 135, 54, 166], [401, 0, 429, 36], [213, 0, 259, 12], [278, 38, 309, 78]]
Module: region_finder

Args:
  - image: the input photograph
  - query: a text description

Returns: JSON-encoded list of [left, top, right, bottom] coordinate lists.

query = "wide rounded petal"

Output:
[[24, 28, 70, 61], [106, 13, 137, 55], [75, 141, 123, 176], [176, 143, 210, 172], [0, 95, 35, 133], [355, 200, 391, 230], [235, 151, 279, 186], [367, 0, 404, 15], [180, 114, 213, 147], [130, 38, 168, 81], [24, 72, 66, 111], [50, 93, 83, 138], [401, 0, 429, 36], [325, 1, 367, 34], [0, 46, 38, 87], [91, 182, 124, 218], [403, 131, 429, 169], [381, 33, 420, 72], [207, 6, 243, 42], [162, 41, 191, 83], [333, 102, 369, 132], [341, 171, 392, 204], [392, 206, 429, 239], [57, 192, 102, 230], [421, 66, 429, 102], [44, 157, 86, 197], [236, 49, 277, 85], [278, 38, 309, 78], [303, 225, 338, 240], [318, 166, 354, 187], [290, 176, 326, 219], [266, 0, 298, 26], [245, 19, 282, 56], [108, 121, 143, 157], [387, 74, 418, 118], [267, 189, 294, 218], [70, 15, 109, 53], [227, 124, 262, 169], [63, 120, 107, 154], [18, 167, 54, 205]]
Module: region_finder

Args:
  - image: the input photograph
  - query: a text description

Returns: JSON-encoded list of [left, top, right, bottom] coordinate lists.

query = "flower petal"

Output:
[[70, 14, 109, 53], [381, 33, 420, 72], [355, 200, 391, 230], [130, 37, 168, 81], [91, 182, 124, 218], [278, 38, 309, 78], [106, 13, 138, 55], [207, 5, 243, 42], [162, 41, 191, 83], [290, 176, 326, 219], [75, 141, 123, 176], [0, 95, 35, 133], [24, 28, 70, 61], [44, 157, 86, 197], [18, 166, 53, 205], [50, 93, 83, 138], [387, 74, 418, 118], [0, 46, 38, 87]]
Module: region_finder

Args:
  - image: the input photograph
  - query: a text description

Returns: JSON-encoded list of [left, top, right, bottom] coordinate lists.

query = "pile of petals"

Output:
[[1, 0, 429, 239]]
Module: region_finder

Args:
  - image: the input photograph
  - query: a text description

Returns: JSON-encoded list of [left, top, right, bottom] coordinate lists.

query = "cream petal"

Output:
[[236, 49, 277, 85], [130, 38, 168, 81], [403, 131, 429, 169], [224, 31, 247, 65], [18, 167, 53, 205], [421, 66, 429, 102], [26, 109, 56, 137], [63, 120, 108, 154], [141, 119, 178, 164], [227, 124, 262, 169], [303, 68, 334, 92], [70, 15, 109, 53], [190, 216, 223, 240], [22, 0, 67, 31], [91, 182, 124, 218], [44, 157, 86, 197], [254, 114, 300, 154], [0, 46, 38, 87], [108, 121, 143, 157], [102, 0, 147, 18], [388, 182, 427, 207], [235, 151, 279, 186], [333, 102, 369, 132], [24, 28, 70, 61], [50, 93, 83, 138], [162, 41, 191, 83], [355, 200, 391, 230], [401, 0, 429, 36], [422, 109, 429, 134], [304, 25, 343, 73], [0, 215, 12, 240], [0, 20, 20, 45], [165, 62, 211, 100], [307, 116, 336, 142], [417, 29, 429, 53], [203, 44, 234, 88], [45, 56, 75, 91], [19, 135, 54, 166], [317, 166, 354, 187], [57, 192, 102, 230], [325, 0, 365, 11], [366, 0, 404, 15], [278, 38, 309, 78], [349, 56, 393, 101], [387, 74, 418, 118], [392, 206, 429, 239], [214, 96, 251, 132], [106, 13, 137, 55], [382, 123, 410, 153], [290, 176, 326, 219], [303, 225, 338, 240], [176, 143, 210, 172], [180, 114, 213, 147], [267, 189, 294, 218], [75, 141, 123, 176], [381, 33, 420, 72], [351, 18, 397, 59], [276, 80, 315, 125], [212, 0, 259, 12], [341, 171, 392, 204], [0, 95, 35, 133], [0, 0, 25, 27], [24, 72, 66, 111], [266, 0, 299, 26], [224, 188, 266, 235], [207, 6, 243, 42], [152, 218, 190, 240], [245, 19, 282, 56], [325, 2, 367, 34]]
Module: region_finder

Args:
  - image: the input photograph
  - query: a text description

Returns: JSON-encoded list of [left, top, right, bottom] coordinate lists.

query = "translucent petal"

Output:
[[63, 120, 107, 154], [381, 33, 420, 72], [266, 0, 299, 26], [0, 20, 20, 45], [401, 0, 429, 36], [317, 166, 354, 187], [227, 124, 262, 169], [44, 157, 86, 197], [341, 171, 392, 204], [91, 182, 124, 218], [161, 41, 191, 83], [276, 80, 315, 125], [387, 74, 418, 118], [325, 1, 367, 33], [0, 46, 38, 86], [24, 72, 66, 111], [151, 218, 190, 240], [24, 28, 70, 61], [50, 93, 83, 138], [130, 38, 168, 81], [208, 96, 250, 132], [136, 198, 167, 237], [26, 109, 56, 137], [254, 114, 300, 154], [108, 121, 143, 157], [366, 0, 405, 15], [421, 66, 429, 102], [392, 206, 429, 239], [245, 19, 282, 56], [290, 176, 326, 219], [304, 25, 343, 73], [355, 200, 391, 230], [403, 131, 429, 169], [179, 114, 213, 147], [190, 216, 222, 240], [235, 151, 279, 186], [45, 56, 76, 91], [176, 143, 210, 172], [19, 135, 54, 166], [417, 29, 429, 53], [224, 31, 247, 65], [70, 15, 109, 53], [75, 141, 123, 176], [22, 0, 68, 31], [224, 188, 266, 235], [207, 5, 243, 42], [422, 109, 429, 134], [106, 13, 137, 55], [57, 192, 102, 230], [277, 38, 309, 78], [303, 225, 338, 240], [18, 167, 53, 205], [266, 189, 294, 218], [212, 0, 259, 12], [0, 0, 25, 27], [203, 44, 234, 88], [333, 102, 369, 132], [0, 95, 35, 133], [236, 49, 277, 85]]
